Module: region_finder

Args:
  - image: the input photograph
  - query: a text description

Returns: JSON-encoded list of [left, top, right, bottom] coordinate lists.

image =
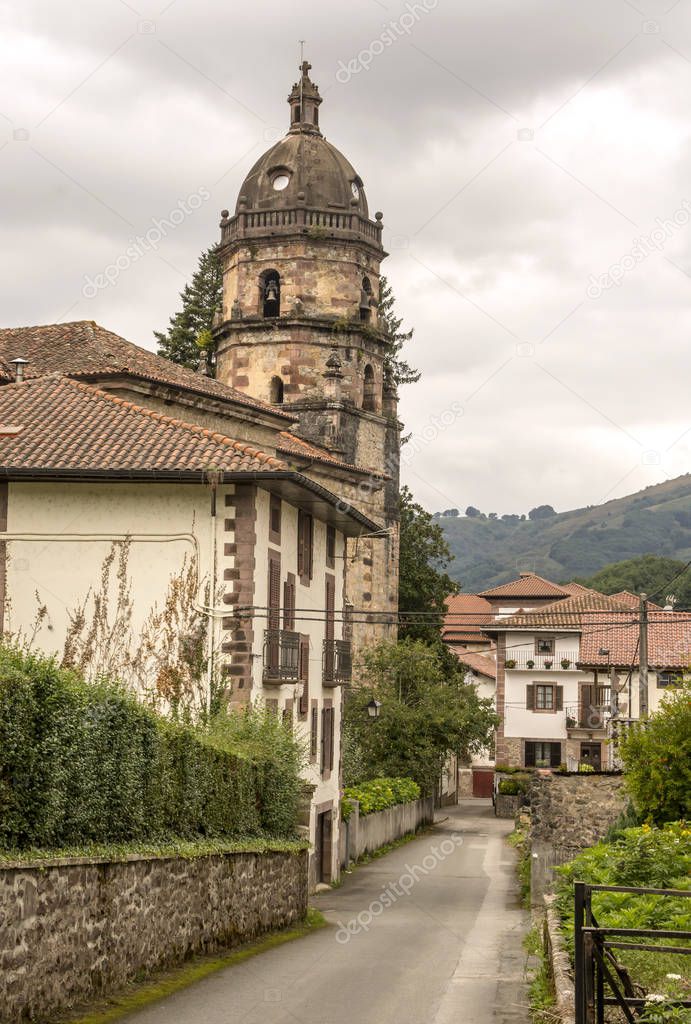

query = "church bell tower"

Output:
[[214, 61, 400, 639]]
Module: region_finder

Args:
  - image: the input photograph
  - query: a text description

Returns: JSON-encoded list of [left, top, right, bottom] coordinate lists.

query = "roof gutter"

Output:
[[0, 466, 382, 535]]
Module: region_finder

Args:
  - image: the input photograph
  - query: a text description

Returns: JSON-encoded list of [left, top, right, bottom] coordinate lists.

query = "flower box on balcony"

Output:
[[544, 660, 553, 669], [505, 659, 517, 669], [561, 658, 571, 669], [526, 659, 535, 669]]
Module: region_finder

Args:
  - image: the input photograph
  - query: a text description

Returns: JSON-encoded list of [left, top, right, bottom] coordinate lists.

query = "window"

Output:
[[269, 376, 284, 404], [535, 636, 555, 656], [269, 493, 282, 543], [525, 741, 561, 768], [657, 671, 680, 688], [360, 276, 372, 323], [362, 364, 376, 411], [261, 270, 280, 318], [297, 509, 313, 583], [326, 524, 336, 568], [526, 683, 563, 713]]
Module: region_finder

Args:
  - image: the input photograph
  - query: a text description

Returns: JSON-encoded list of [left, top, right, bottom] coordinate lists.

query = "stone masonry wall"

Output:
[[529, 773, 627, 907], [0, 848, 308, 1024]]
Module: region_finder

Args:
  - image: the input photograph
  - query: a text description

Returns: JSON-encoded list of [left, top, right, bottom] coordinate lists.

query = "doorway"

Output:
[[580, 742, 602, 771], [314, 810, 332, 884]]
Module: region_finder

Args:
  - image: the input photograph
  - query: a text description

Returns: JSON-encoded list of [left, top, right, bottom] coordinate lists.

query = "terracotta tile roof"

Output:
[[610, 590, 663, 610], [491, 590, 634, 630], [443, 593, 493, 642], [452, 646, 497, 680], [0, 376, 289, 475], [0, 321, 294, 421], [479, 573, 572, 600], [277, 431, 387, 478], [562, 581, 596, 596], [580, 612, 691, 669]]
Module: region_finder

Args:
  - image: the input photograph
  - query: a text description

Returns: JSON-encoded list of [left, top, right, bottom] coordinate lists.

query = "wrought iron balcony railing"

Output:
[[504, 650, 580, 671], [564, 694, 612, 732], [263, 629, 300, 685], [323, 639, 352, 686]]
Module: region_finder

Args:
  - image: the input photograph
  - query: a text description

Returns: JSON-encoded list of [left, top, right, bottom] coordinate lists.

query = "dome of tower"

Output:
[[235, 62, 370, 218]]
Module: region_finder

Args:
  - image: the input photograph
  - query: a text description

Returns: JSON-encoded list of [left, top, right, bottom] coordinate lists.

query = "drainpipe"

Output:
[[205, 470, 220, 717]]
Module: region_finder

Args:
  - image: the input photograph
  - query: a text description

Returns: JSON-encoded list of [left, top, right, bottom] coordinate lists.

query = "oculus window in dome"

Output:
[[272, 172, 291, 191]]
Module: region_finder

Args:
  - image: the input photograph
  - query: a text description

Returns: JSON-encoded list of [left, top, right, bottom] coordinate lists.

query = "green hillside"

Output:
[[438, 474, 691, 592]]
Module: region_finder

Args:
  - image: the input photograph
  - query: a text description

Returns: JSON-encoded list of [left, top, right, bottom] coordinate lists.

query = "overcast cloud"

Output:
[[2, 0, 691, 516]]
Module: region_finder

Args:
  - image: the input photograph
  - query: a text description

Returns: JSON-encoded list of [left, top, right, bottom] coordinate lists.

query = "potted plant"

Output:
[[505, 658, 517, 669], [544, 660, 553, 669], [561, 658, 571, 669], [566, 714, 576, 729], [526, 659, 535, 669]]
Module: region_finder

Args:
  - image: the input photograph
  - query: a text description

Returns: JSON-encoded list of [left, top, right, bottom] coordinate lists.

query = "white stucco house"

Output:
[[0, 324, 388, 887]]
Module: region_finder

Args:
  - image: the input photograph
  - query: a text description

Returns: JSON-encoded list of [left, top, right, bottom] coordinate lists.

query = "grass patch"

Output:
[[0, 836, 308, 867], [524, 925, 557, 1024], [57, 909, 327, 1024], [507, 812, 531, 907]]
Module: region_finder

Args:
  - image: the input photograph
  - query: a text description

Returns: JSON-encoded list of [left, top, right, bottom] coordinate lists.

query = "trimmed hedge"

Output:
[[342, 777, 420, 820], [0, 647, 292, 849]]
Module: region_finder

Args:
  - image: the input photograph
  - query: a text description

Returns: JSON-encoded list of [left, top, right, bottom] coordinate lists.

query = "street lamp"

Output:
[[366, 699, 382, 720]]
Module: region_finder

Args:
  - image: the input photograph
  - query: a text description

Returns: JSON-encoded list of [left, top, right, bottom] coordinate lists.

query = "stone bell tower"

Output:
[[213, 61, 400, 641]]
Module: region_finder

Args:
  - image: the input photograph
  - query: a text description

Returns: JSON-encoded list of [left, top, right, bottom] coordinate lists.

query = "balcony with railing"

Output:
[[262, 629, 300, 685], [504, 650, 580, 671], [565, 688, 612, 733], [323, 639, 352, 686]]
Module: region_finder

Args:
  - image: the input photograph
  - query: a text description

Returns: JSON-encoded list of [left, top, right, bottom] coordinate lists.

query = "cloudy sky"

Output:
[[2, 0, 691, 516]]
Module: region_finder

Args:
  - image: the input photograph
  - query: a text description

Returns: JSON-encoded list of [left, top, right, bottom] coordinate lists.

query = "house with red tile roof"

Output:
[[0, 373, 377, 889]]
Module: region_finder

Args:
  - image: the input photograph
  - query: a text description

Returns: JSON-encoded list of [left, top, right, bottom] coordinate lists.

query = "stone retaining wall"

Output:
[[530, 773, 627, 906], [339, 796, 435, 866], [0, 848, 308, 1024]]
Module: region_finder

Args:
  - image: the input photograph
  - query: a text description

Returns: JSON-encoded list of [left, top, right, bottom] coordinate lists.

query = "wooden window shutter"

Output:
[[283, 573, 295, 631], [325, 575, 335, 642], [306, 514, 313, 579], [550, 743, 562, 768], [327, 708, 334, 770], [268, 555, 281, 630], [310, 705, 318, 758], [555, 686, 563, 711], [326, 524, 336, 568], [297, 510, 306, 577], [299, 636, 310, 715], [524, 741, 536, 767], [321, 707, 333, 772], [526, 684, 535, 711]]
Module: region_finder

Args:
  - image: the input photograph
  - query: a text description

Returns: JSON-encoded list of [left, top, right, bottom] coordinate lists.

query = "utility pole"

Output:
[[638, 592, 649, 719]]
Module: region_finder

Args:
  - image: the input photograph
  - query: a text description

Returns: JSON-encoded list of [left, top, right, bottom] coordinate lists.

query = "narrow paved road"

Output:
[[126, 801, 530, 1024]]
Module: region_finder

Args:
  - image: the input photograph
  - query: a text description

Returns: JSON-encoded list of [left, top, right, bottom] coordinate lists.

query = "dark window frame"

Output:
[[269, 494, 282, 545], [535, 635, 556, 656]]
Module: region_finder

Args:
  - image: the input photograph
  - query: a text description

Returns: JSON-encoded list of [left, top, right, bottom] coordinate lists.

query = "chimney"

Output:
[[10, 357, 28, 383]]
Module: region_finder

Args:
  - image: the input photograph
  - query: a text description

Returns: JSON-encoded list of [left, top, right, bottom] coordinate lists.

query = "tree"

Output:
[[441, 508, 460, 518], [618, 683, 691, 823], [155, 247, 222, 373], [576, 555, 691, 608], [344, 640, 498, 793], [399, 486, 459, 644], [528, 504, 556, 520], [465, 506, 481, 518], [378, 276, 420, 389]]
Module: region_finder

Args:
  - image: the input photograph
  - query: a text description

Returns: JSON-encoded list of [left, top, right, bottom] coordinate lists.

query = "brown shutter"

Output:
[[526, 684, 535, 711], [524, 741, 536, 767], [325, 575, 335, 642], [555, 686, 563, 711], [297, 510, 305, 577], [310, 704, 318, 759], [326, 525, 336, 568], [268, 554, 281, 629], [283, 573, 295, 631], [306, 514, 313, 579], [321, 707, 333, 772], [550, 743, 562, 768], [299, 635, 310, 716]]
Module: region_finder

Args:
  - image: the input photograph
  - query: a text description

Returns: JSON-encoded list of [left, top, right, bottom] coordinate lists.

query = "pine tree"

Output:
[[154, 247, 223, 374], [378, 276, 420, 389]]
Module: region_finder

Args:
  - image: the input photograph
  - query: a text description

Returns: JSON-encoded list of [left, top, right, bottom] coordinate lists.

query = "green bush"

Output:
[[0, 646, 300, 850], [498, 779, 521, 795], [618, 684, 691, 824], [342, 777, 420, 818]]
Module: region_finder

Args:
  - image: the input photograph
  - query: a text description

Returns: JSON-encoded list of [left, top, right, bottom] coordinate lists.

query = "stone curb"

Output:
[[544, 894, 576, 1024]]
